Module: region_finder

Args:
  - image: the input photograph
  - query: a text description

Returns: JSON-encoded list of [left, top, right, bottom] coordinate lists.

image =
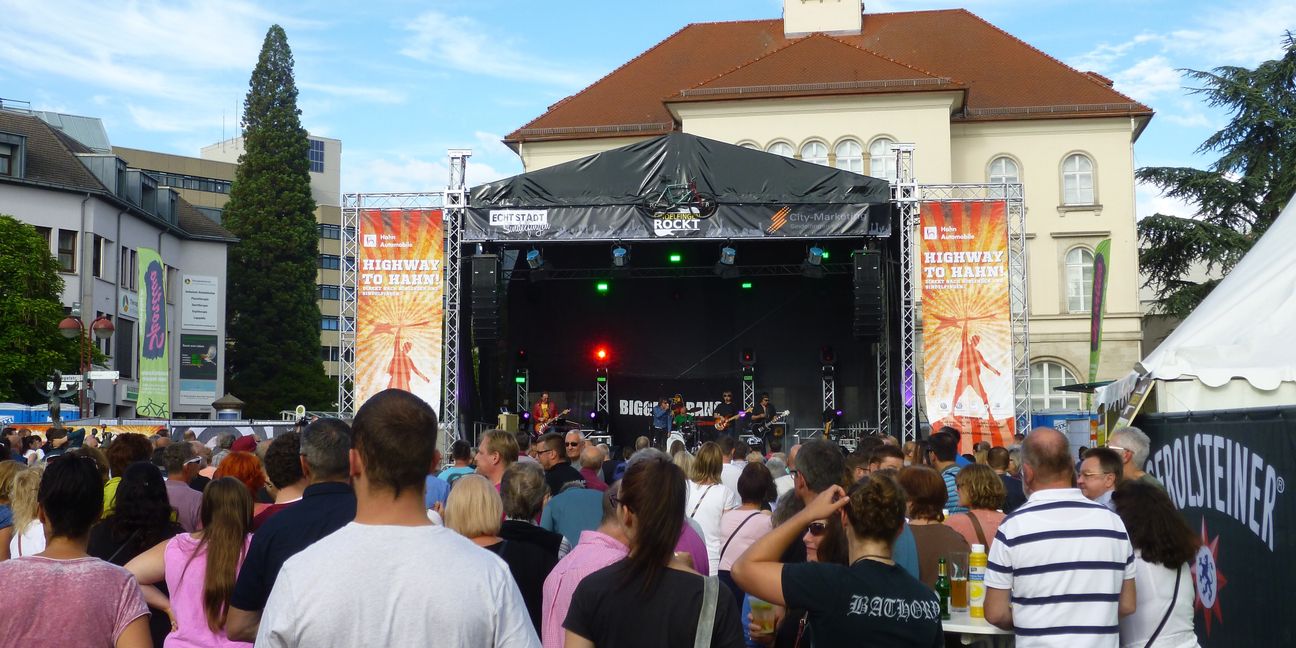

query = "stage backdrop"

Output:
[[355, 209, 445, 413], [919, 201, 1014, 451], [1140, 408, 1294, 647], [136, 247, 169, 418]]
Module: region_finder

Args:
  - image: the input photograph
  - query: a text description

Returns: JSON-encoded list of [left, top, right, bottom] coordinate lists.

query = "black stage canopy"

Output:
[[467, 132, 892, 242]]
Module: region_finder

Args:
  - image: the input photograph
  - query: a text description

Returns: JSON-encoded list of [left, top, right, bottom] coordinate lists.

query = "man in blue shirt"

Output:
[[650, 398, 671, 449]]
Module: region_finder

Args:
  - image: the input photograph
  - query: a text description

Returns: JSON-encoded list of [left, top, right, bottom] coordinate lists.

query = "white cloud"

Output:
[[126, 104, 225, 133], [1162, 2, 1296, 66], [298, 81, 406, 105], [344, 150, 517, 195], [1107, 55, 1182, 101], [399, 10, 593, 88], [1136, 180, 1198, 221]]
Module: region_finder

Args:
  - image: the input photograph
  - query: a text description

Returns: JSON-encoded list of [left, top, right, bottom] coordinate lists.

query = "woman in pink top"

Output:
[[126, 477, 254, 647], [944, 464, 1006, 550]]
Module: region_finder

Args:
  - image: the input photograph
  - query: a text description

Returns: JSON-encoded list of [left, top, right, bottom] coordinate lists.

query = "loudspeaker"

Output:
[[471, 255, 500, 341], [853, 250, 884, 338]]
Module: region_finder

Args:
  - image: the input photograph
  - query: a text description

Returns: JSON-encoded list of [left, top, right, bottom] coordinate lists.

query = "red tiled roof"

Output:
[[507, 9, 1152, 144]]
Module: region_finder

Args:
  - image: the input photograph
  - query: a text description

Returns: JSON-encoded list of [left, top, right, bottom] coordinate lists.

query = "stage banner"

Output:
[[919, 201, 1014, 451], [355, 209, 445, 413], [136, 248, 169, 418], [1140, 408, 1294, 647], [610, 375, 737, 448], [1088, 239, 1111, 385]]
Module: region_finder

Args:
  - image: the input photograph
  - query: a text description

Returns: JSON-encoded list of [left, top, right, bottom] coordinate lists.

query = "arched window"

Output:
[[800, 141, 829, 166], [1066, 247, 1095, 313], [1030, 361, 1083, 411], [766, 141, 794, 158], [834, 139, 863, 173], [869, 137, 897, 181], [738, 142, 759, 149], [1062, 153, 1095, 205], [988, 156, 1019, 198]]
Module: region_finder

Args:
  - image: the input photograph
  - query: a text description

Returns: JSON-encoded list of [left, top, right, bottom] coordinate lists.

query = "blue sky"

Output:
[[1, 0, 1292, 219]]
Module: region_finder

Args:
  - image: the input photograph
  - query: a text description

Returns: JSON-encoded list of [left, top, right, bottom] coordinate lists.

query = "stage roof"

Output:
[[466, 132, 892, 242]]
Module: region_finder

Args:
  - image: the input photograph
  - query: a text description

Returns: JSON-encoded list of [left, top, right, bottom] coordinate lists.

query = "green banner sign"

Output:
[[1088, 239, 1112, 385], [137, 248, 169, 417]]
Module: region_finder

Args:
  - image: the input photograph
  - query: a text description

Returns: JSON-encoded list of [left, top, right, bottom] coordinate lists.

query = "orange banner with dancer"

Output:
[[356, 209, 444, 412], [920, 201, 1014, 451]]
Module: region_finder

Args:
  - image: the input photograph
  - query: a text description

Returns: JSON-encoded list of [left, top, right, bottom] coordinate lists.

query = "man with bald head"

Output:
[[984, 428, 1136, 644], [577, 446, 608, 492]]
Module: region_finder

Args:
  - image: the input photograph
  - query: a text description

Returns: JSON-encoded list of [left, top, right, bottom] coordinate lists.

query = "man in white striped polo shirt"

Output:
[[984, 427, 1136, 647]]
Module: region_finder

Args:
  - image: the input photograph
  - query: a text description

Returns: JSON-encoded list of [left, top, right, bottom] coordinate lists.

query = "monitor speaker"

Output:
[[471, 255, 500, 341], [853, 250, 884, 338]]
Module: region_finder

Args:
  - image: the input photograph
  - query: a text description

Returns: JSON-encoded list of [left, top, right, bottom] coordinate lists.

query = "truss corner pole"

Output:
[[892, 143, 919, 444], [339, 193, 360, 417], [742, 372, 756, 412], [821, 371, 836, 413], [516, 368, 530, 417], [1006, 183, 1031, 432], [443, 149, 471, 443]]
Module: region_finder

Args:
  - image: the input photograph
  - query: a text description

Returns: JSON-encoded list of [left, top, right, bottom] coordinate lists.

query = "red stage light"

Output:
[[595, 347, 609, 362]]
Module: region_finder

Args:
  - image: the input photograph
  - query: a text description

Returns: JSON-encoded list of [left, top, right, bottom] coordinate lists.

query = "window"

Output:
[[1062, 153, 1095, 205], [321, 316, 340, 331], [322, 346, 339, 362], [800, 141, 829, 166], [988, 156, 1019, 198], [166, 267, 178, 304], [319, 254, 341, 270], [57, 230, 77, 273], [1066, 247, 1095, 313], [738, 142, 759, 149], [309, 139, 325, 173], [834, 139, 863, 173], [766, 142, 793, 158], [120, 248, 138, 290], [114, 319, 135, 379], [1030, 361, 1082, 411], [319, 284, 340, 300], [92, 235, 108, 279], [318, 224, 341, 240], [0, 143, 12, 176], [869, 137, 897, 182]]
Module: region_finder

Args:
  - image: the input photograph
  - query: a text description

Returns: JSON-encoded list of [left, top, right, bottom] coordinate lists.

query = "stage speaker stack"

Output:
[[470, 254, 500, 341], [853, 250, 884, 338]]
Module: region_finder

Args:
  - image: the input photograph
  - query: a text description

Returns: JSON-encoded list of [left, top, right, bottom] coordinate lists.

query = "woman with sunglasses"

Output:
[[732, 473, 943, 647]]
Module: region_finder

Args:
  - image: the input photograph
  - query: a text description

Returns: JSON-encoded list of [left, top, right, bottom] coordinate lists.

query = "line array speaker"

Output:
[[470, 254, 500, 341], [853, 250, 884, 338]]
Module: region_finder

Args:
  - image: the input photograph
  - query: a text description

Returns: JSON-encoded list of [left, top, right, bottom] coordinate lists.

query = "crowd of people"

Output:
[[0, 412, 1200, 647]]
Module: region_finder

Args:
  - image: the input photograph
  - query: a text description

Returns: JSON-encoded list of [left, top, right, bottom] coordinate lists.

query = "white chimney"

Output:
[[784, 0, 864, 38]]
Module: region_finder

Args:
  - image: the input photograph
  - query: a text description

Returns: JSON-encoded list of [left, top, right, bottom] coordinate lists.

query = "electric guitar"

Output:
[[533, 408, 570, 436], [751, 410, 791, 440], [714, 411, 742, 431]]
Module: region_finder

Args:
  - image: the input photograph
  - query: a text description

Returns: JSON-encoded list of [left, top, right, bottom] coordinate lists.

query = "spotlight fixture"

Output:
[[719, 246, 736, 266], [526, 249, 543, 269], [612, 245, 629, 267], [801, 246, 826, 279], [714, 245, 739, 279], [807, 246, 825, 266]]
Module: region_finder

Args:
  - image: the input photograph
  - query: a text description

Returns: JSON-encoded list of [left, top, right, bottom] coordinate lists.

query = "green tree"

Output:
[[1138, 33, 1296, 319], [223, 25, 333, 417], [0, 215, 80, 402]]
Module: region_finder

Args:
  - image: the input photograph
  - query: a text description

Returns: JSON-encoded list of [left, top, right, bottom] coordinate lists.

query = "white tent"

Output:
[[1099, 194, 1296, 413]]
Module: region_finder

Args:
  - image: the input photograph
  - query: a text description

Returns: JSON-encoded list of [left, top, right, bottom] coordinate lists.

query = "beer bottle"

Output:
[[935, 557, 951, 620]]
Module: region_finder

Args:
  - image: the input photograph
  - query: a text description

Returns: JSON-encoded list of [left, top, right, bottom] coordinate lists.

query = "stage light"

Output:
[[820, 346, 836, 365], [516, 348, 528, 364], [801, 248, 826, 279], [521, 411, 531, 420], [594, 347, 610, 365], [526, 249, 544, 269], [820, 250, 830, 260], [589, 410, 597, 420], [596, 281, 609, 294], [740, 348, 755, 367], [741, 282, 753, 289], [807, 246, 825, 266], [612, 245, 629, 267], [514, 374, 527, 384], [719, 247, 736, 265], [669, 253, 683, 263]]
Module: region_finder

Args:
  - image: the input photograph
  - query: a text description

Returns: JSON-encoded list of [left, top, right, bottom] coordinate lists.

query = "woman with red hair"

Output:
[[214, 451, 270, 517]]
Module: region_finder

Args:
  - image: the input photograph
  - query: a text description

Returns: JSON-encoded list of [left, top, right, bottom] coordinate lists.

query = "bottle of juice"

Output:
[[969, 543, 987, 619]]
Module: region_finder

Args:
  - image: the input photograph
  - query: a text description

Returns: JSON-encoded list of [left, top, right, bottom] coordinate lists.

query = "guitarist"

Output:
[[749, 393, 777, 450], [531, 392, 564, 436], [712, 391, 741, 442]]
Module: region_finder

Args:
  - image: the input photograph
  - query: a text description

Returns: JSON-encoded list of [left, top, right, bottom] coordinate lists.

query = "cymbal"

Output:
[[686, 406, 703, 413]]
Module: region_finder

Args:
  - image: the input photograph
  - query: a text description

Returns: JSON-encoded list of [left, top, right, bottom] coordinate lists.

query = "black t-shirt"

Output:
[[782, 559, 943, 648], [1000, 474, 1027, 513], [565, 560, 745, 648], [485, 537, 558, 632], [544, 461, 585, 497]]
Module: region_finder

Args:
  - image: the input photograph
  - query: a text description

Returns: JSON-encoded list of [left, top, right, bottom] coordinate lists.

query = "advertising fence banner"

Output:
[[355, 209, 445, 414], [179, 334, 219, 406], [136, 248, 169, 418], [919, 201, 1014, 451], [1140, 408, 1294, 647]]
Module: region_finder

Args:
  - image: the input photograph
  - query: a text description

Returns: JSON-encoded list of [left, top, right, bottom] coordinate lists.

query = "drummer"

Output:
[[650, 398, 672, 449]]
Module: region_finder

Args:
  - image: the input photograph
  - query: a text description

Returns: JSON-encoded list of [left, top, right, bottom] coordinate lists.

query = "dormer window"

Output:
[[0, 132, 26, 178], [0, 143, 13, 176]]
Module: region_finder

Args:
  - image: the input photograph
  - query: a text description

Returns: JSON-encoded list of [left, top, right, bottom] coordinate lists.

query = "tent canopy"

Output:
[[466, 132, 892, 242], [1138, 193, 1296, 391]]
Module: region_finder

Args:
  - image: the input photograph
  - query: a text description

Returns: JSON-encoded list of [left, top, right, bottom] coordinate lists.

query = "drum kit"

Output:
[[672, 406, 704, 447]]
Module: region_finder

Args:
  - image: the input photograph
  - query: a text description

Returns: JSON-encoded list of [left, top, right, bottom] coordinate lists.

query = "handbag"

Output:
[[1143, 564, 1183, 648], [693, 575, 719, 648]]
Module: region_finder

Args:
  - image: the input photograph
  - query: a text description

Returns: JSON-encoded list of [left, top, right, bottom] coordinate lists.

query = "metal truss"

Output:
[[444, 150, 471, 442], [893, 144, 920, 444], [821, 372, 836, 412], [873, 242, 892, 436], [742, 373, 755, 412], [338, 192, 446, 418], [595, 372, 609, 420], [518, 263, 853, 281], [913, 183, 1031, 434], [516, 368, 530, 416]]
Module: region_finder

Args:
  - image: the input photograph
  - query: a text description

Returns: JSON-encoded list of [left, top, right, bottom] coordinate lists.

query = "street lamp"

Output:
[[59, 308, 115, 418]]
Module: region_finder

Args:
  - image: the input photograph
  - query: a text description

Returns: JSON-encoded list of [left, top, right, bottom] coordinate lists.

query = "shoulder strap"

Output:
[[964, 511, 988, 548], [105, 529, 141, 564], [694, 576, 719, 648], [690, 485, 716, 518], [1144, 564, 1182, 648], [719, 512, 762, 563]]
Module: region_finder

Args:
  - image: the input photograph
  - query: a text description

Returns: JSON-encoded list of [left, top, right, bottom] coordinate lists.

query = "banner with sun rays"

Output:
[[920, 201, 1014, 450], [356, 209, 445, 412]]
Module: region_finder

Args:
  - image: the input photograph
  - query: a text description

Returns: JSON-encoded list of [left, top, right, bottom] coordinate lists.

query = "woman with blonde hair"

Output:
[[9, 465, 45, 558], [686, 441, 740, 575], [126, 477, 254, 646], [0, 461, 27, 560], [945, 463, 1007, 550], [672, 448, 695, 476]]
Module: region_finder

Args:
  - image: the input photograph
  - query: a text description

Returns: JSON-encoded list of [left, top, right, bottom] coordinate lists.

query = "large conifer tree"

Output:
[[223, 25, 332, 416]]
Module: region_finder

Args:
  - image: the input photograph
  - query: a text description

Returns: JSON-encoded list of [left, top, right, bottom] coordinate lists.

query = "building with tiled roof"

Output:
[[0, 108, 236, 418], [507, 0, 1151, 414]]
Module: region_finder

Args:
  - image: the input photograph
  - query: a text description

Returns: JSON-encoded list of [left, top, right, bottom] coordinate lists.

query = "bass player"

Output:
[[712, 390, 741, 441]]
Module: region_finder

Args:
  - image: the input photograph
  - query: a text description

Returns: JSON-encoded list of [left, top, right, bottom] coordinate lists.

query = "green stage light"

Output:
[[596, 281, 609, 293], [596, 376, 607, 383], [820, 250, 830, 260], [669, 253, 682, 263], [741, 282, 753, 289], [514, 375, 526, 384]]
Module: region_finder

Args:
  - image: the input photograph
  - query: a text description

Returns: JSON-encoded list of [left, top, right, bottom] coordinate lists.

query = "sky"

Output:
[[1, 0, 1292, 220]]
